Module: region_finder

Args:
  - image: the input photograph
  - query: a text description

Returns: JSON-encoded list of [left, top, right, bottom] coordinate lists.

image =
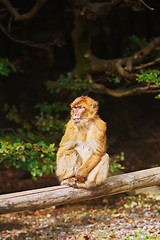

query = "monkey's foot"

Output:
[[61, 177, 77, 187]]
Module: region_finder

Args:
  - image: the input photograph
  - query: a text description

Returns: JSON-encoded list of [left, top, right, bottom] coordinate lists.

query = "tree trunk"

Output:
[[71, 10, 91, 79], [1, 167, 160, 214]]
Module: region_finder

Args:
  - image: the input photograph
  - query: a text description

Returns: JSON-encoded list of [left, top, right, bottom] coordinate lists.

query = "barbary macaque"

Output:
[[56, 96, 109, 188]]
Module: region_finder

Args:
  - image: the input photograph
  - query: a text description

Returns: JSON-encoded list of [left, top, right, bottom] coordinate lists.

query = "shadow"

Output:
[[0, 222, 23, 231]]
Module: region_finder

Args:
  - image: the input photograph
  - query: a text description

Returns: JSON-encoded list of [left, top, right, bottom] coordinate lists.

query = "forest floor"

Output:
[[1, 193, 160, 239]]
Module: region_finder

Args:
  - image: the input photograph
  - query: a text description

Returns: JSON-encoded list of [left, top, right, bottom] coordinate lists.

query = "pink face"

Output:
[[72, 105, 85, 123]]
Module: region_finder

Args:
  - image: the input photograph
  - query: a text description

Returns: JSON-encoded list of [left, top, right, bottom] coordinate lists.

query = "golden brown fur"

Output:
[[56, 96, 109, 188]]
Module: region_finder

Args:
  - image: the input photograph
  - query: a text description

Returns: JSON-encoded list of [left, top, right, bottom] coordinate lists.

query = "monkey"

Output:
[[56, 96, 109, 188]]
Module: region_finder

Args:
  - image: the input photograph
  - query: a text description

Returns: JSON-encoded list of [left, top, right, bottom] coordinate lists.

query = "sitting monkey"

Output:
[[56, 96, 109, 188]]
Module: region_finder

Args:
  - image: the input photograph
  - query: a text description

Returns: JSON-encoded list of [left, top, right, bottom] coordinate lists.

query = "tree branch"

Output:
[[0, 23, 40, 47], [87, 36, 160, 78], [91, 83, 160, 97], [139, 0, 154, 11], [134, 58, 160, 70], [0, 0, 47, 21], [130, 37, 160, 66], [0, 23, 62, 48], [1, 167, 160, 214], [0, 0, 19, 18], [69, 0, 143, 18], [82, 0, 122, 17]]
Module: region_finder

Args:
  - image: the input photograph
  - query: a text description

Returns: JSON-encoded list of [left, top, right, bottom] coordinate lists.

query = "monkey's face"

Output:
[[70, 96, 98, 125], [71, 105, 85, 123]]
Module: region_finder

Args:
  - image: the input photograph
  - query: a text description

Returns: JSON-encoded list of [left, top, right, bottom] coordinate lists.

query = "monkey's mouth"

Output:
[[72, 117, 88, 124], [72, 117, 81, 123]]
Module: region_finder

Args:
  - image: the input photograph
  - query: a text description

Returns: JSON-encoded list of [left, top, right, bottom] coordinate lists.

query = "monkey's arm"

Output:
[[57, 120, 77, 158], [59, 120, 77, 148], [75, 119, 107, 181]]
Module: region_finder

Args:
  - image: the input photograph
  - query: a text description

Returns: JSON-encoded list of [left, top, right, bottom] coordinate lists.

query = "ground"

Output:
[[0, 193, 160, 239]]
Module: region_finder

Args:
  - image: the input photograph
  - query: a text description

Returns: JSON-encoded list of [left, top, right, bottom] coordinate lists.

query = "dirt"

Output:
[[1, 194, 160, 239]]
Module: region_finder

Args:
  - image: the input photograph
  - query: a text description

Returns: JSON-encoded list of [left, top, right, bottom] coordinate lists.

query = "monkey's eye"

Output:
[[77, 105, 83, 109], [73, 105, 84, 110]]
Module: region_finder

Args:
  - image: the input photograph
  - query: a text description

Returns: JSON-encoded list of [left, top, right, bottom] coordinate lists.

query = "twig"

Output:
[[0, 128, 17, 135], [139, 0, 154, 11], [0, 0, 47, 21], [0, 23, 59, 48], [0, 23, 41, 47], [134, 58, 160, 70]]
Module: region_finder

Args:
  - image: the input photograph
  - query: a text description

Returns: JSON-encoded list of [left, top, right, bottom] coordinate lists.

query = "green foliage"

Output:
[[47, 72, 90, 94], [34, 102, 68, 142], [155, 93, 160, 99], [0, 57, 16, 76], [3, 104, 21, 123], [35, 102, 69, 114], [109, 152, 125, 174], [105, 72, 121, 85], [4, 102, 69, 143], [136, 70, 160, 86], [1, 101, 69, 177], [0, 137, 56, 179], [124, 35, 148, 56]]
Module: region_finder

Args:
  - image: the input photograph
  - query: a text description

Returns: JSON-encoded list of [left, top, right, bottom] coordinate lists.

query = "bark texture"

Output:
[[1, 167, 160, 214]]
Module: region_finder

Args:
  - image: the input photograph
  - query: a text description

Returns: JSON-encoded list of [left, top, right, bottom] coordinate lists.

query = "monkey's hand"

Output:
[[61, 177, 77, 187], [75, 168, 86, 182]]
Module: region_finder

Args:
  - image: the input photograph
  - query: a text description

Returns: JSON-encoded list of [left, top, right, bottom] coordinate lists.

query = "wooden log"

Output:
[[0, 167, 160, 214]]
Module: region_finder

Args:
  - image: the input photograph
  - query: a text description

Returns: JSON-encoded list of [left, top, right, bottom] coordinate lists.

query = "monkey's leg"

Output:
[[76, 153, 109, 188], [56, 149, 82, 186]]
